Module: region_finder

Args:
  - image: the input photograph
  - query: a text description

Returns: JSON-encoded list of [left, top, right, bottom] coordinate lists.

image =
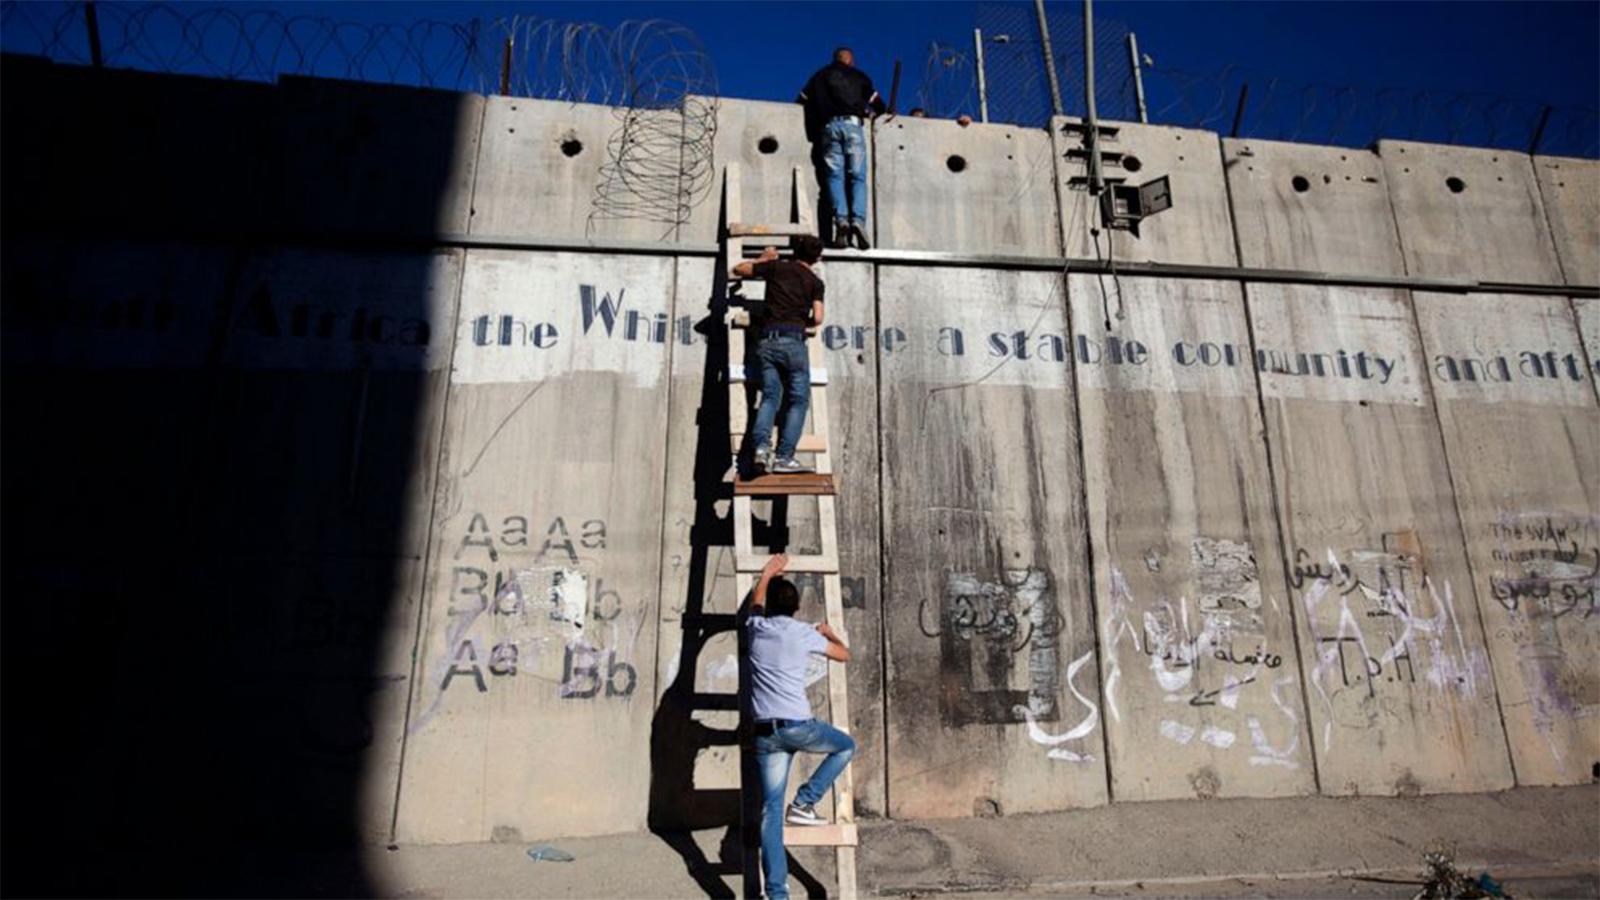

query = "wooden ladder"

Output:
[[723, 163, 859, 900]]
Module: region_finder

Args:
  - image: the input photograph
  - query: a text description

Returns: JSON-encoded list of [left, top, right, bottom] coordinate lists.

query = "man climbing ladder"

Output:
[[746, 553, 854, 900]]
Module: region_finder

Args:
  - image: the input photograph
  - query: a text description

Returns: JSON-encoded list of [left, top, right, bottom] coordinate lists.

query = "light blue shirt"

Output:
[[746, 614, 829, 721]]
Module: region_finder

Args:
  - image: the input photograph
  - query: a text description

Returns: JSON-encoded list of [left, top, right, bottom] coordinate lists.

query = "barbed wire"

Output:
[[0, 1, 722, 234], [0, 2, 717, 106], [918, 4, 1597, 158]]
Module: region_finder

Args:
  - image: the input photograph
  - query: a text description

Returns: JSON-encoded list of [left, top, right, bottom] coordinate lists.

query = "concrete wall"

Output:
[[4, 59, 1598, 872]]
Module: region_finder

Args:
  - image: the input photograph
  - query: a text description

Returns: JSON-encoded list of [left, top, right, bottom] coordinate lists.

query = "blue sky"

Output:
[[5, 1, 1597, 151]]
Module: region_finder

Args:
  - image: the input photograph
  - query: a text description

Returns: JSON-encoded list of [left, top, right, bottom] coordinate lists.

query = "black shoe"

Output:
[[849, 222, 871, 251], [828, 221, 850, 249]]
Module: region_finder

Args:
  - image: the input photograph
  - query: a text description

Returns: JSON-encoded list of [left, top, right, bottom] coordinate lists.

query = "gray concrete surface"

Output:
[[1412, 292, 1600, 786], [1380, 140, 1564, 285], [1222, 138, 1406, 277], [1069, 274, 1316, 802], [289, 785, 1598, 897], [1534, 156, 1600, 286], [876, 115, 1061, 255], [1247, 284, 1515, 797]]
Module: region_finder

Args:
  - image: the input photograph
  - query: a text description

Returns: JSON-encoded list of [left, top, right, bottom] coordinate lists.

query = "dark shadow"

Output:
[[1, 57, 468, 897]]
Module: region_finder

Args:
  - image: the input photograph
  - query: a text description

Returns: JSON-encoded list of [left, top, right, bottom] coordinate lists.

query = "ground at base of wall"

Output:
[[198, 784, 1596, 898]]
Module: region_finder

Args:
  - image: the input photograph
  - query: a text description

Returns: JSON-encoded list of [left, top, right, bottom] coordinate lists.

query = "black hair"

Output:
[[792, 234, 823, 264], [833, 47, 853, 63], [910, 107, 927, 116], [767, 578, 801, 617]]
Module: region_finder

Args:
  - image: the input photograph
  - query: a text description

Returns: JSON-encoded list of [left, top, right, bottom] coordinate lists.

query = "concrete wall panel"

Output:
[[876, 117, 1060, 255], [1533, 156, 1600, 286], [1248, 283, 1514, 796], [277, 77, 482, 240], [396, 251, 675, 842], [1379, 140, 1562, 285], [1069, 275, 1316, 801], [1222, 139, 1405, 276], [878, 265, 1106, 819], [1413, 292, 1600, 785], [1053, 118, 1237, 267], [1578, 298, 1600, 391], [682, 98, 823, 243]]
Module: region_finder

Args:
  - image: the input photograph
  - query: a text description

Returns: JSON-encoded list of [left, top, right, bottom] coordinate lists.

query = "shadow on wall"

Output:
[[0, 57, 474, 897]]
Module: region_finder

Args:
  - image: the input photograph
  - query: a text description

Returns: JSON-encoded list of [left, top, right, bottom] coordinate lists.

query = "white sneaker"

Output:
[[770, 457, 813, 474], [785, 802, 826, 826]]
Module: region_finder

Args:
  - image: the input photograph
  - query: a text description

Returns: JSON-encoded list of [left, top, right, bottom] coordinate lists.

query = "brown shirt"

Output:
[[753, 260, 824, 328]]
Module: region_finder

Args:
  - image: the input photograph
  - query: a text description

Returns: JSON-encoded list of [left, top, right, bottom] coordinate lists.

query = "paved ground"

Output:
[[357, 785, 1596, 898]]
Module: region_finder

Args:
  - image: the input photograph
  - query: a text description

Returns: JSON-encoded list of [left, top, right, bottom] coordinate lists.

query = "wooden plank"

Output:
[[730, 223, 816, 237], [728, 364, 828, 385], [734, 552, 839, 575], [734, 473, 837, 496], [781, 824, 857, 847]]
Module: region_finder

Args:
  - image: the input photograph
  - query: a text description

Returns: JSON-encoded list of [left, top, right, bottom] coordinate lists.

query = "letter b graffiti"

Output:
[[562, 646, 637, 699]]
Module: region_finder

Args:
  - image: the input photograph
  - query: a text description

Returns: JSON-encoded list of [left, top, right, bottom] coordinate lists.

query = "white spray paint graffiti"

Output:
[[1016, 651, 1099, 762]]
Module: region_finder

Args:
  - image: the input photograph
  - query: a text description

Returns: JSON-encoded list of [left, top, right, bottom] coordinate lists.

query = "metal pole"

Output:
[[1128, 32, 1148, 124], [1230, 83, 1249, 137], [498, 36, 513, 95], [1084, 0, 1102, 194], [1528, 104, 1553, 155], [974, 29, 989, 123], [889, 59, 902, 114], [1034, 0, 1065, 118], [84, 1, 103, 68]]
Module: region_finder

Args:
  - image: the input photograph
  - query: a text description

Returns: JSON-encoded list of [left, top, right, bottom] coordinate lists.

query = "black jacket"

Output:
[[797, 62, 885, 142]]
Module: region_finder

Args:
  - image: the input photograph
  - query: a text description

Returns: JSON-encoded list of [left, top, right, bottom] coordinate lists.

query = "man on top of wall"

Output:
[[745, 552, 854, 900], [797, 47, 885, 250], [731, 235, 826, 476]]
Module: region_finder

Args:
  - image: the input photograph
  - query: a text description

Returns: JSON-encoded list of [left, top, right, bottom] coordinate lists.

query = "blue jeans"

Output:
[[750, 333, 810, 460], [821, 118, 868, 225], [754, 718, 856, 900]]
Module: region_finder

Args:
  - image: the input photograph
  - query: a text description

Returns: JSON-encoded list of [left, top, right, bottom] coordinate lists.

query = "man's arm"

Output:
[[810, 297, 825, 326], [815, 622, 851, 662], [731, 246, 779, 280], [751, 552, 789, 613]]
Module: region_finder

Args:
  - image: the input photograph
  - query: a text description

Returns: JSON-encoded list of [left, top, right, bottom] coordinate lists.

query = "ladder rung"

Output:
[[783, 824, 857, 848], [730, 433, 828, 453], [729, 223, 815, 237], [734, 473, 836, 496], [736, 552, 838, 574], [728, 364, 828, 385]]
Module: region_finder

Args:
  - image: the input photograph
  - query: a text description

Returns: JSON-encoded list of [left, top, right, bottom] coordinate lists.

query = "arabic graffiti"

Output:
[[926, 569, 1067, 726]]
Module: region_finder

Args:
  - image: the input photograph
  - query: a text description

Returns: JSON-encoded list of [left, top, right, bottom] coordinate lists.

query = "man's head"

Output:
[[910, 107, 927, 118], [766, 578, 801, 617], [791, 234, 823, 264], [833, 47, 854, 67]]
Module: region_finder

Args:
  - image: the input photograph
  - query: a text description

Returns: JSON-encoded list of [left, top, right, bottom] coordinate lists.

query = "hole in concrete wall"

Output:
[[947, 154, 967, 173], [1446, 176, 1466, 193], [758, 135, 780, 154], [1323, 174, 1332, 184], [561, 138, 583, 157], [1122, 154, 1143, 172], [1291, 175, 1310, 192]]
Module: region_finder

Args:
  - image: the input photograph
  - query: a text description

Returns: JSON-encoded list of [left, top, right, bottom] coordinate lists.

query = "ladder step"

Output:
[[783, 824, 857, 848], [736, 552, 838, 574], [729, 223, 816, 237], [728, 364, 829, 386], [730, 433, 828, 453], [734, 473, 837, 497]]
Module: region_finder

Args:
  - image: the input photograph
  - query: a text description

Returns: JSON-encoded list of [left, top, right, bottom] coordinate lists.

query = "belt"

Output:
[[762, 327, 805, 339], [753, 717, 812, 736], [830, 115, 863, 125]]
